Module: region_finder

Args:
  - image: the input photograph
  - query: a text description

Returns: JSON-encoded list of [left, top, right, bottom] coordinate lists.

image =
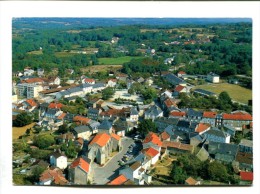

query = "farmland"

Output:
[[194, 83, 252, 104], [98, 56, 144, 65]]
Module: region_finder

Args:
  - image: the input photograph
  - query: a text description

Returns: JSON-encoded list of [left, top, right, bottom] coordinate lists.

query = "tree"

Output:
[[29, 166, 45, 183], [13, 112, 33, 127], [57, 124, 69, 134], [25, 128, 31, 136], [219, 91, 232, 104], [102, 87, 115, 100], [137, 119, 157, 136], [64, 140, 78, 158], [170, 163, 187, 184], [33, 134, 55, 149], [207, 161, 229, 183]]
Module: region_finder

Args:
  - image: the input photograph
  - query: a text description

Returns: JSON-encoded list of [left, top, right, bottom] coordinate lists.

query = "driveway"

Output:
[[91, 137, 134, 185]]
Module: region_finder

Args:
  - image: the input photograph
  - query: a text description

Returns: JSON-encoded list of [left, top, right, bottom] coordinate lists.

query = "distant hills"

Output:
[[13, 18, 252, 30]]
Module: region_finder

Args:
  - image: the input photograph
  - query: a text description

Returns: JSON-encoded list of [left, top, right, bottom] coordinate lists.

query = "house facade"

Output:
[[49, 151, 68, 169], [68, 157, 91, 185]]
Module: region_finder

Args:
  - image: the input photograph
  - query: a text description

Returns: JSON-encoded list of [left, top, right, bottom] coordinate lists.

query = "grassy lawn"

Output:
[[202, 180, 228, 185], [12, 123, 36, 140], [194, 83, 252, 104], [27, 50, 43, 55], [98, 56, 144, 65], [54, 51, 77, 57]]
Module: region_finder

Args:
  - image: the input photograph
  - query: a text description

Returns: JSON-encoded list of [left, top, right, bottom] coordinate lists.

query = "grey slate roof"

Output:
[[88, 107, 100, 114], [99, 119, 112, 130], [203, 128, 228, 138], [208, 141, 238, 156], [46, 109, 58, 115], [92, 83, 105, 89], [145, 105, 163, 117], [130, 107, 139, 115], [74, 125, 92, 134], [239, 139, 253, 148], [67, 86, 82, 93], [88, 120, 100, 129], [164, 125, 175, 136], [163, 73, 186, 85], [193, 89, 216, 96], [80, 83, 92, 89], [186, 108, 203, 118], [177, 120, 190, 128]]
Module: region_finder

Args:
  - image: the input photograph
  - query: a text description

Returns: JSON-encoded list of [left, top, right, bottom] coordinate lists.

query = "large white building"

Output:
[[207, 72, 220, 83], [15, 83, 43, 98]]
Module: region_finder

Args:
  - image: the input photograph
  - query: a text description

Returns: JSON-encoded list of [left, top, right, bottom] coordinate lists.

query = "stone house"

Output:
[[68, 156, 91, 185]]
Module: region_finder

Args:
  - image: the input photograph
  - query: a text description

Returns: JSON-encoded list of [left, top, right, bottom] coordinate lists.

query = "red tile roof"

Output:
[[26, 99, 37, 107], [143, 132, 162, 147], [39, 168, 68, 185], [203, 111, 217, 118], [107, 174, 128, 185], [160, 131, 170, 140], [48, 102, 63, 109], [89, 133, 111, 147], [84, 78, 95, 83], [162, 141, 194, 152], [76, 137, 84, 146], [22, 77, 44, 84], [143, 147, 159, 158], [57, 113, 66, 120], [185, 177, 198, 185], [111, 133, 121, 141], [240, 171, 253, 181], [174, 85, 185, 92], [222, 113, 252, 121], [70, 157, 90, 173], [170, 111, 186, 117], [73, 116, 91, 125], [108, 79, 117, 83], [164, 98, 177, 108], [196, 123, 211, 133], [178, 71, 186, 75]]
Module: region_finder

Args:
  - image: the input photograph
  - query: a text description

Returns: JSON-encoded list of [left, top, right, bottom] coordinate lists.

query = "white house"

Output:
[[49, 77, 61, 85], [83, 78, 95, 85], [129, 107, 139, 122], [24, 69, 35, 76], [49, 151, 68, 170], [142, 147, 160, 165], [207, 72, 220, 83], [73, 125, 93, 140], [107, 79, 117, 87]]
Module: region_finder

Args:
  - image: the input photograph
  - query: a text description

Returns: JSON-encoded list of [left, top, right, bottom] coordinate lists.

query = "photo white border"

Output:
[[0, 1, 259, 194]]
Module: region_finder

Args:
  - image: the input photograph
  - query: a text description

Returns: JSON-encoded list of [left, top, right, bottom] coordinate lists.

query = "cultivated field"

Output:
[[12, 123, 36, 140], [81, 65, 122, 74], [194, 83, 252, 104], [98, 56, 144, 65]]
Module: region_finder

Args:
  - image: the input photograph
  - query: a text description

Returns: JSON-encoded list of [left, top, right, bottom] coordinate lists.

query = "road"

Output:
[[91, 137, 134, 185]]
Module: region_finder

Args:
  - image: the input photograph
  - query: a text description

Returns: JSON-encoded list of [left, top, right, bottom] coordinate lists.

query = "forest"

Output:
[[13, 19, 252, 79]]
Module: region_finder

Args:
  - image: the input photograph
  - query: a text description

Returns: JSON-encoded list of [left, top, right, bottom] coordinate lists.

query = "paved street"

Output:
[[91, 137, 134, 185]]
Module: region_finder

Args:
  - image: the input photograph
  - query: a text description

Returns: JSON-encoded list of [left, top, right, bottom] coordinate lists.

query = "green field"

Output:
[[99, 56, 144, 65], [194, 83, 252, 104], [27, 50, 43, 55]]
